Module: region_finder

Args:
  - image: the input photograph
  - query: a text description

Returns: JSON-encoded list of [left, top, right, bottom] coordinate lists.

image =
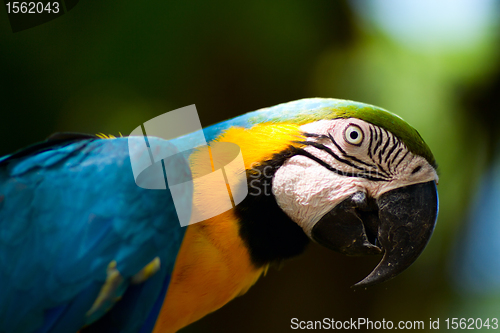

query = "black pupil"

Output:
[[350, 131, 358, 140]]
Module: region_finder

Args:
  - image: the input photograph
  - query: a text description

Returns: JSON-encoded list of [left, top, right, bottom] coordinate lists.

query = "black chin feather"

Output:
[[234, 146, 310, 267]]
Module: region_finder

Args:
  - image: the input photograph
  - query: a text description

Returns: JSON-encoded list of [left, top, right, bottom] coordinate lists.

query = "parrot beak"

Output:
[[311, 181, 438, 287]]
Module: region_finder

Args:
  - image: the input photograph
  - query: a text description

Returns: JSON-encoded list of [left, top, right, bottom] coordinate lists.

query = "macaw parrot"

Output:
[[0, 98, 439, 333]]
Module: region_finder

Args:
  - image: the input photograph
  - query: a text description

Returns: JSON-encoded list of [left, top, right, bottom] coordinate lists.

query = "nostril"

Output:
[[351, 192, 371, 210], [412, 165, 422, 174], [351, 192, 366, 204]]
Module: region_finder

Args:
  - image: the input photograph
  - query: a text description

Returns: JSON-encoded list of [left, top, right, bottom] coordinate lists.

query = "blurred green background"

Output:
[[2, 0, 500, 332]]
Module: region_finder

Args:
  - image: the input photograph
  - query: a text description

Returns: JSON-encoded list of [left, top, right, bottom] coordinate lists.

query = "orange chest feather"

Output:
[[152, 211, 264, 333]]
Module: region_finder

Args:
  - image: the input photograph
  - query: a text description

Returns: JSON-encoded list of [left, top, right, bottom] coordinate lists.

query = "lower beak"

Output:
[[311, 181, 438, 287]]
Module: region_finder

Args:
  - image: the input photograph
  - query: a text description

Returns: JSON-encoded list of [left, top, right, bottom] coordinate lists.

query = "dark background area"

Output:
[[2, 1, 500, 332]]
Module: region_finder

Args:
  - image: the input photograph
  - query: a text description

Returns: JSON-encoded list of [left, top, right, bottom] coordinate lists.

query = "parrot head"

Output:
[[230, 99, 439, 287]]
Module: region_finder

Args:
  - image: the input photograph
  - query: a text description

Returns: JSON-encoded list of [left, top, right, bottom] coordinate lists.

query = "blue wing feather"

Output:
[[0, 136, 191, 333]]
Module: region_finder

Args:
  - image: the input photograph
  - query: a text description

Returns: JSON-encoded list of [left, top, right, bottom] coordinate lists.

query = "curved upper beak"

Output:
[[311, 181, 438, 287]]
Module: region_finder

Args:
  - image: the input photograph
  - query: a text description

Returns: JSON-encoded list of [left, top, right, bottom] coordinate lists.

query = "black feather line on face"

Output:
[[373, 126, 383, 160], [368, 127, 374, 159], [379, 128, 391, 161], [385, 136, 399, 166], [394, 151, 409, 170]]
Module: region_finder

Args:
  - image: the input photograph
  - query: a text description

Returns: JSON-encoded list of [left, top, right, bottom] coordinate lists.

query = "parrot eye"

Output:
[[344, 124, 364, 146]]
